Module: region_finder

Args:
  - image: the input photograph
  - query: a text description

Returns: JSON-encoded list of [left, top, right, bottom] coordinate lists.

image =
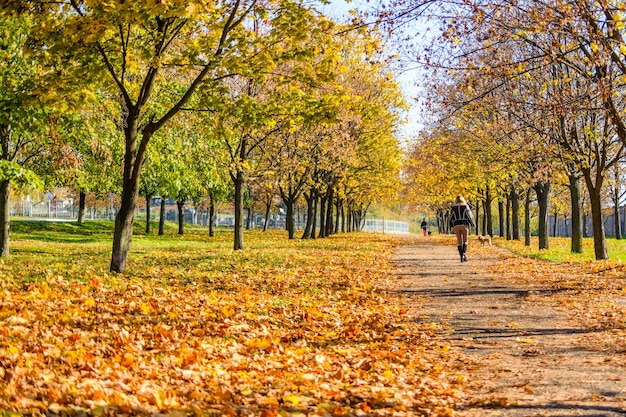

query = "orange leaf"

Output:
[[92, 390, 106, 401], [222, 406, 237, 416], [259, 409, 277, 417]]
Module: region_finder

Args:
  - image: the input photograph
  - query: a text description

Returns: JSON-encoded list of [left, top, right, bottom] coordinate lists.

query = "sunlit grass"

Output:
[[493, 235, 626, 263], [3, 219, 399, 295]]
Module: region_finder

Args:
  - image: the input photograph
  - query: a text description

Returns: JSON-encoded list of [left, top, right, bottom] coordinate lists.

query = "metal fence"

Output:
[[361, 219, 410, 234], [11, 199, 411, 234]]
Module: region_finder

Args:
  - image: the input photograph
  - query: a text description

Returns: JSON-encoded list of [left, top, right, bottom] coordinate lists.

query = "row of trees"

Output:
[[403, 0, 626, 260], [0, 1, 404, 272]]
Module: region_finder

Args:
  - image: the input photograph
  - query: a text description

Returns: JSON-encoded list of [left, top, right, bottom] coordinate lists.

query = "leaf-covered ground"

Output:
[[0, 223, 466, 416]]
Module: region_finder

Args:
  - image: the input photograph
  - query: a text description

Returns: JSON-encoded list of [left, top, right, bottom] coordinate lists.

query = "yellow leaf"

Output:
[[283, 395, 299, 405], [140, 303, 153, 314], [7, 344, 19, 355], [220, 305, 235, 318], [154, 389, 166, 410], [245, 336, 274, 349], [84, 297, 96, 308]]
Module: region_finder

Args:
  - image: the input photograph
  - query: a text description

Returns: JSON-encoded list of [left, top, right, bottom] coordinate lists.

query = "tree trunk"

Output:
[[0, 180, 10, 257], [209, 194, 215, 237], [234, 170, 245, 250], [0, 124, 10, 257], [579, 163, 608, 258], [111, 198, 136, 272], [475, 198, 481, 236], [347, 202, 353, 233], [436, 210, 442, 234], [506, 196, 511, 240], [341, 202, 345, 233], [589, 189, 609, 259], [582, 168, 609, 259], [145, 193, 152, 234], [552, 209, 558, 237], [302, 191, 314, 239], [325, 187, 334, 236], [485, 185, 493, 236], [511, 186, 520, 240], [246, 206, 253, 230], [78, 191, 86, 224], [498, 199, 505, 238], [481, 199, 487, 235], [159, 197, 166, 236], [285, 197, 296, 239], [525, 189, 531, 247], [263, 200, 271, 232], [318, 192, 327, 238], [335, 199, 341, 234], [177, 200, 184, 235], [614, 196, 622, 240], [311, 192, 317, 238], [110, 122, 151, 273], [534, 181, 551, 250]]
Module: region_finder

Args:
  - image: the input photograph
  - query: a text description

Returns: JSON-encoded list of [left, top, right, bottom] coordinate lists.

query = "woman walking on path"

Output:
[[449, 195, 476, 262]]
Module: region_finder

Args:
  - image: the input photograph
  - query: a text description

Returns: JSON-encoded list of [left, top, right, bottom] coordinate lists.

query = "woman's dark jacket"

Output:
[[449, 203, 476, 228]]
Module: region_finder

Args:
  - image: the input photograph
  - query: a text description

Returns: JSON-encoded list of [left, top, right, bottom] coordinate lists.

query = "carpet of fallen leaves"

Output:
[[0, 226, 466, 416]]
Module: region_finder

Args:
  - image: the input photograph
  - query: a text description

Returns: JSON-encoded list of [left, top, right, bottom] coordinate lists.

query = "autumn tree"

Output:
[[0, 14, 49, 256], [403, 0, 626, 255], [55, 94, 124, 224], [8, 0, 332, 272]]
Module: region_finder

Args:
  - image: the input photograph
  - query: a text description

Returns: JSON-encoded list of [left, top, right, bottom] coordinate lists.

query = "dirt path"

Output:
[[392, 237, 626, 416]]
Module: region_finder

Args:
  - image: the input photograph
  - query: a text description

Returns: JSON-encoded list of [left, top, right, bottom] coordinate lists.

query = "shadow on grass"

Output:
[[9, 219, 209, 244], [10, 220, 114, 244]]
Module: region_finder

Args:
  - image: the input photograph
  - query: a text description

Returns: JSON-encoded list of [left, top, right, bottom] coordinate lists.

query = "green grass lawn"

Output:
[[5, 219, 392, 286], [492, 235, 626, 263]]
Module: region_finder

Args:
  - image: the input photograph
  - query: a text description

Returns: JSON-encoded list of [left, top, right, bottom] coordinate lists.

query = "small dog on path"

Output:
[[478, 235, 492, 246]]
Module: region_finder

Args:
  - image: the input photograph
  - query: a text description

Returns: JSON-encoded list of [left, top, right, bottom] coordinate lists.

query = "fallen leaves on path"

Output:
[[480, 238, 626, 366]]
